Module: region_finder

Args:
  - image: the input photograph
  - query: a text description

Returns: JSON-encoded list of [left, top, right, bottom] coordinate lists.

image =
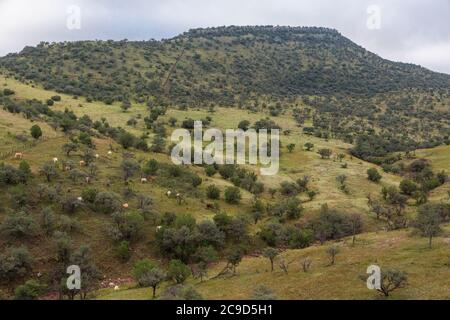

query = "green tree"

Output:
[[15, 280, 45, 300], [263, 248, 278, 272], [367, 168, 382, 183], [30, 125, 42, 140], [168, 259, 191, 284], [224, 186, 242, 204], [206, 185, 220, 200], [414, 204, 443, 248]]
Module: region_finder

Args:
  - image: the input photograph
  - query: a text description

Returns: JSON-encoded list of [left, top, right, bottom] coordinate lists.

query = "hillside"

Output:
[[1, 26, 449, 159], [0, 26, 449, 301]]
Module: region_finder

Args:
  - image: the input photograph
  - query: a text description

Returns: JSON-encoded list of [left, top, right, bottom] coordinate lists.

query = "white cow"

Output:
[[53, 157, 58, 163], [114, 286, 120, 291], [95, 154, 100, 159], [14, 152, 23, 159], [166, 191, 172, 197], [141, 178, 148, 183], [77, 197, 83, 202], [108, 150, 113, 155], [156, 226, 162, 232]]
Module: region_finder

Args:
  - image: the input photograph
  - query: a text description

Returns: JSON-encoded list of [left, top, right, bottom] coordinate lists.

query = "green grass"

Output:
[[0, 74, 449, 300]]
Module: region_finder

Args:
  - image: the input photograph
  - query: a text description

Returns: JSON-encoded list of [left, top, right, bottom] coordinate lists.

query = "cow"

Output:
[[122, 203, 129, 209], [141, 178, 148, 183], [14, 152, 23, 159], [77, 197, 83, 202], [53, 157, 58, 163], [156, 226, 162, 232], [85, 176, 91, 184], [108, 150, 113, 155], [79, 160, 86, 166], [166, 191, 172, 197], [95, 154, 100, 159]]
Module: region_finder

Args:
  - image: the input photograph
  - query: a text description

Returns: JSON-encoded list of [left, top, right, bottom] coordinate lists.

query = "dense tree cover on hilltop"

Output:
[[2, 26, 450, 106], [1, 26, 449, 160]]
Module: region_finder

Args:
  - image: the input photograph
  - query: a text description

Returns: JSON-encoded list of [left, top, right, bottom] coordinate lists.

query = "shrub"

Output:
[[1, 212, 39, 239], [94, 192, 121, 214], [206, 185, 220, 200], [0, 247, 33, 281], [14, 280, 45, 300], [367, 168, 382, 183], [30, 125, 43, 140], [117, 241, 131, 262], [224, 186, 242, 204], [167, 259, 191, 284]]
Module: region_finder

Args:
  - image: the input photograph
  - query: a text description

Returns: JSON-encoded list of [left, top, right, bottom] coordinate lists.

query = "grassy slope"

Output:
[[98, 225, 450, 300], [0, 74, 449, 299]]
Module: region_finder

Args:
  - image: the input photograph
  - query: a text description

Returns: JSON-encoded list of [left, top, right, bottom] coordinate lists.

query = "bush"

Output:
[[30, 125, 42, 140], [14, 280, 45, 300], [1, 212, 39, 239], [224, 187, 242, 204], [399, 179, 417, 196], [0, 247, 33, 281], [191, 175, 202, 188], [367, 168, 382, 183], [117, 241, 131, 262], [168, 260, 191, 284], [94, 192, 121, 214], [206, 185, 220, 200], [205, 165, 217, 177]]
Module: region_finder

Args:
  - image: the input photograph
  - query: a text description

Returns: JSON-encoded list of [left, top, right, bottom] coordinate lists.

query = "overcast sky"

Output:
[[1, 0, 450, 74]]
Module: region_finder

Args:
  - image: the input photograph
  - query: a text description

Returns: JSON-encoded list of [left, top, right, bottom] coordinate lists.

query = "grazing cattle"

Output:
[[114, 286, 120, 291], [166, 191, 172, 197], [53, 157, 58, 163], [77, 197, 83, 202], [85, 177, 91, 184], [156, 226, 162, 232], [64, 166, 71, 171], [122, 203, 129, 209], [95, 154, 100, 159], [108, 151, 113, 155], [141, 178, 148, 183], [14, 153, 23, 159], [79, 160, 86, 166]]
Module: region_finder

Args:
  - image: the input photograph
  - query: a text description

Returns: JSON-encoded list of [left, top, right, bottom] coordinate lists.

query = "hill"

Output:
[[0, 26, 449, 300], [1, 26, 449, 160]]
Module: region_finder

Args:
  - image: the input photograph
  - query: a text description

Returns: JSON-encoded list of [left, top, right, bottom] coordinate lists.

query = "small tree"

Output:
[[326, 246, 339, 266], [414, 204, 443, 248], [15, 280, 45, 300], [121, 159, 140, 182], [206, 185, 220, 200], [40, 163, 58, 182], [63, 142, 78, 156], [168, 259, 191, 284], [287, 144, 296, 153], [377, 269, 408, 297], [263, 248, 278, 272], [318, 148, 332, 159], [227, 248, 243, 275], [30, 125, 42, 140], [367, 168, 382, 183], [348, 214, 363, 246], [224, 186, 242, 204], [304, 142, 314, 151]]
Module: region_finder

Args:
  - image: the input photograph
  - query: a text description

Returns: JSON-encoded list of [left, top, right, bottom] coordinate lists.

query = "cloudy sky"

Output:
[[1, 0, 450, 73]]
